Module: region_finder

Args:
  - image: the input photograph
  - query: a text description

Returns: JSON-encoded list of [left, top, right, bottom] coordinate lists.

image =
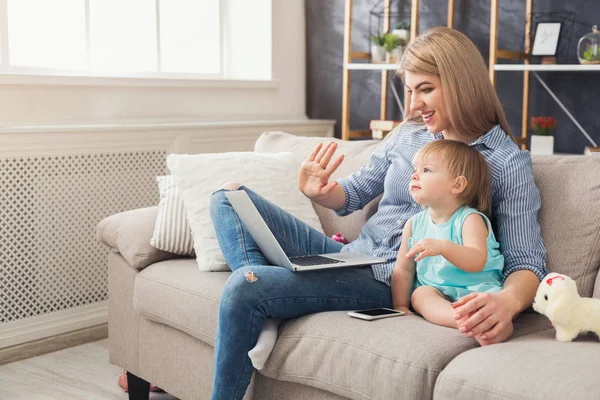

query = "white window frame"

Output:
[[0, 0, 275, 88]]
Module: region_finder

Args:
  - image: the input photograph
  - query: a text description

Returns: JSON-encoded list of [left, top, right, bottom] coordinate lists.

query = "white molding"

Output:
[[0, 118, 331, 134], [0, 72, 280, 88], [0, 128, 179, 157], [0, 119, 335, 157], [187, 122, 334, 153], [0, 302, 108, 349]]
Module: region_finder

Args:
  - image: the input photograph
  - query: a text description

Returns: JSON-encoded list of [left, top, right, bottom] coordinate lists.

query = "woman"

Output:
[[209, 26, 546, 400]]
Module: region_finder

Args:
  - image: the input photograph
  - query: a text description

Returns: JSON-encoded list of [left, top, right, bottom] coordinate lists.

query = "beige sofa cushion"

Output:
[[254, 131, 381, 240], [260, 311, 550, 400], [532, 155, 600, 296], [97, 207, 180, 270], [132, 257, 552, 400], [133, 258, 226, 346], [434, 329, 600, 400]]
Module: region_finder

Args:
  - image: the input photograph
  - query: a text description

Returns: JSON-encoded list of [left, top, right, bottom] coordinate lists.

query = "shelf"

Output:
[[346, 63, 400, 70], [494, 64, 600, 72], [350, 63, 600, 72]]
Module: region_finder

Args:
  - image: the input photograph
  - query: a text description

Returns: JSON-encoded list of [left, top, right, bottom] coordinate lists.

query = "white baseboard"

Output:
[[0, 302, 108, 349]]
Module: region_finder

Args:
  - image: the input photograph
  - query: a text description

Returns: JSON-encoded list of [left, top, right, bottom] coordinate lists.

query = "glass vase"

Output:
[[577, 25, 600, 64]]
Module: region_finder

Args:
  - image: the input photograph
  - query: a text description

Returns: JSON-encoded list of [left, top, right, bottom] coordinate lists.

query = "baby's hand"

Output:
[[405, 239, 445, 262], [394, 306, 413, 315]]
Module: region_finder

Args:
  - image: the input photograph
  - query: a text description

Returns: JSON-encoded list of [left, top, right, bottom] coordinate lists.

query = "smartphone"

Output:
[[347, 308, 406, 321]]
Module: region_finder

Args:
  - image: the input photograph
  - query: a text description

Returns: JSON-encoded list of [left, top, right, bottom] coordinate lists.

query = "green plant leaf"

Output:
[[395, 20, 410, 30], [383, 33, 404, 51], [370, 34, 386, 46]]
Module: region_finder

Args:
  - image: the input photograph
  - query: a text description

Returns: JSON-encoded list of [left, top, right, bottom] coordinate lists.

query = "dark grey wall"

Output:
[[306, 0, 600, 154]]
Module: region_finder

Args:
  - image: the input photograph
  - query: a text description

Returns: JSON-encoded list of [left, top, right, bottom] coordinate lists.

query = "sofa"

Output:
[[98, 131, 600, 400]]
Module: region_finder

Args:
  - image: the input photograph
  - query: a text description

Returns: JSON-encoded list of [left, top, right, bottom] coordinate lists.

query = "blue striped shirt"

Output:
[[337, 123, 548, 287]]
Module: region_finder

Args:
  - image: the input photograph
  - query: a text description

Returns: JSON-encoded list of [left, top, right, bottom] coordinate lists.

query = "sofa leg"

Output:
[[126, 371, 150, 400]]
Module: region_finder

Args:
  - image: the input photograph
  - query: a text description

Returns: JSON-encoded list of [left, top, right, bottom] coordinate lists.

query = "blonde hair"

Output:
[[416, 140, 492, 216], [394, 27, 514, 142]]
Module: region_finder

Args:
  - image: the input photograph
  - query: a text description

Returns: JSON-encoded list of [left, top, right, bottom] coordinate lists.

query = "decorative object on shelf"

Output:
[[370, 33, 387, 63], [530, 116, 556, 155], [577, 25, 600, 64], [532, 22, 562, 61], [528, 12, 575, 64], [370, 119, 401, 140], [384, 33, 407, 64], [392, 20, 410, 41], [368, 0, 415, 63], [584, 146, 600, 155]]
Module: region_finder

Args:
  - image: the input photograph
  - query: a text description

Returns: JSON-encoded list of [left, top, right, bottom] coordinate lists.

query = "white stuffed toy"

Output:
[[533, 273, 600, 342]]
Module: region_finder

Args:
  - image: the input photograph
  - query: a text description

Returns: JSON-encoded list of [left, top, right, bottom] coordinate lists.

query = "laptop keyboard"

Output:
[[289, 255, 344, 266]]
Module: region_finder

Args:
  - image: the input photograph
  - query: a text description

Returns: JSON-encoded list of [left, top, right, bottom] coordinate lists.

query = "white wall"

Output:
[[0, 0, 309, 126]]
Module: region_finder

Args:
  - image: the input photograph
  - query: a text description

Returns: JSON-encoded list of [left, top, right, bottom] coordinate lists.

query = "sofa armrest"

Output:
[[97, 206, 182, 270], [594, 272, 600, 300]]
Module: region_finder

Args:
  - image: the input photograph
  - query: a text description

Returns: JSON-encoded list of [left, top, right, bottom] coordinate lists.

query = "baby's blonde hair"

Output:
[[417, 140, 492, 216]]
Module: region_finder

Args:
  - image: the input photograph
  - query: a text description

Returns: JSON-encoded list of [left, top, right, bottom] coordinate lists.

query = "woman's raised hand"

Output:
[[299, 142, 345, 201]]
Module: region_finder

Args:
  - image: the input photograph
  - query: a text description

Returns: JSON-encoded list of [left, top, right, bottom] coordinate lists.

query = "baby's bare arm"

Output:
[[391, 219, 415, 312], [440, 213, 488, 273]]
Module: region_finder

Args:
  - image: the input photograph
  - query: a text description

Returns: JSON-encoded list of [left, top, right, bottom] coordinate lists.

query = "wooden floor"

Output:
[[0, 339, 178, 399]]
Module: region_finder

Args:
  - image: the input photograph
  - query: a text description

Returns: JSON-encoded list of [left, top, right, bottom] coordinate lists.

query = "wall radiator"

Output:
[[0, 119, 334, 350], [0, 151, 166, 329]]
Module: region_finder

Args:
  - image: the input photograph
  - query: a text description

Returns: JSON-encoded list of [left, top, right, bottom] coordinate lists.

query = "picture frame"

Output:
[[531, 22, 563, 56]]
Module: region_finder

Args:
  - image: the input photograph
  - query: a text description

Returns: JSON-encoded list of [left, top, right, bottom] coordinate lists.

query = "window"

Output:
[[0, 0, 271, 80]]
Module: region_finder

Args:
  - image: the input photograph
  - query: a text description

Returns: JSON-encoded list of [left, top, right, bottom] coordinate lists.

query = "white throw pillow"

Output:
[[167, 151, 324, 272], [150, 175, 194, 256]]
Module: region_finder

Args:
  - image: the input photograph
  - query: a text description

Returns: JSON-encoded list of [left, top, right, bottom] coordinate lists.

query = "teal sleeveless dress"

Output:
[[408, 206, 504, 302]]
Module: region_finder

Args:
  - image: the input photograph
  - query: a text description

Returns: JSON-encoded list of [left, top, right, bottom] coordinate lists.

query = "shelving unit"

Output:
[[342, 0, 429, 140], [488, 0, 599, 150], [342, 0, 461, 140], [342, 0, 598, 149]]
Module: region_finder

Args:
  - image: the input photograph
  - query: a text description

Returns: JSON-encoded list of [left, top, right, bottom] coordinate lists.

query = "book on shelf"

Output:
[[370, 119, 401, 140], [584, 146, 600, 155]]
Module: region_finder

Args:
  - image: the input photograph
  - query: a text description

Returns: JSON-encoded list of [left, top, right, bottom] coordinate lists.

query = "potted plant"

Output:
[[577, 25, 600, 64], [370, 33, 387, 63], [384, 33, 407, 64], [530, 116, 557, 155], [392, 21, 410, 41]]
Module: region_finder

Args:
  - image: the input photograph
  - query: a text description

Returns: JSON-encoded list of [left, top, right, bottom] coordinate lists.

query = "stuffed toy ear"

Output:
[[545, 280, 576, 324]]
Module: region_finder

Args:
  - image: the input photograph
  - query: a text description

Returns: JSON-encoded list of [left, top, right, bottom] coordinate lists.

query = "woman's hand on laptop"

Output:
[[299, 142, 346, 208]]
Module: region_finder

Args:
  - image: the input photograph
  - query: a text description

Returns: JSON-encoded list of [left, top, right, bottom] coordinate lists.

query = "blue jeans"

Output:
[[209, 186, 392, 400]]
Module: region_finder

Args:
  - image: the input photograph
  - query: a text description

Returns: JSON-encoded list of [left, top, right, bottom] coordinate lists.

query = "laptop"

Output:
[[225, 190, 386, 272]]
